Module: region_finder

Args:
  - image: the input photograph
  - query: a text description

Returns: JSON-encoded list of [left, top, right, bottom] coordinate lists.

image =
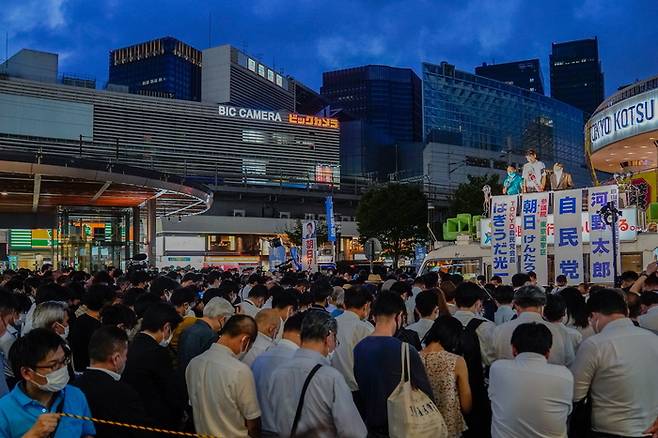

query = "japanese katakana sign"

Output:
[[554, 189, 584, 284], [521, 192, 549, 286], [490, 195, 518, 280], [589, 185, 619, 284]]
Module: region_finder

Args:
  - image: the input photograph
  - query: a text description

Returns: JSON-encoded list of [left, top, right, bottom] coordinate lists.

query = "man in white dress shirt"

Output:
[[571, 288, 658, 437], [251, 312, 304, 437], [489, 322, 573, 438], [543, 294, 582, 366], [241, 309, 279, 366], [331, 287, 374, 394], [494, 285, 569, 366], [522, 148, 545, 193], [239, 284, 268, 318], [639, 291, 658, 334], [406, 290, 439, 343], [453, 282, 497, 366]]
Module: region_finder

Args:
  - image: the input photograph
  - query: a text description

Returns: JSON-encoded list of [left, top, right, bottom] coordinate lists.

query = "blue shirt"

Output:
[[503, 173, 523, 195], [0, 384, 95, 438]]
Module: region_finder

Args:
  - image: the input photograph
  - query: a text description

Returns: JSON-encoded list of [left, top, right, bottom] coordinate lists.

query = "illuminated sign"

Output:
[[589, 88, 657, 152], [218, 105, 282, 122], [288, 113, 339, 129]]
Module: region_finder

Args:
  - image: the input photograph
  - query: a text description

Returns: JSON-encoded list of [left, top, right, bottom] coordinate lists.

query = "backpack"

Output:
[[460, 318, 492, 438]]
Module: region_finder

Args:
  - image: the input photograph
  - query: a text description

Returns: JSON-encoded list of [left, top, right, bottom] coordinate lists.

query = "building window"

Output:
[[272, 132, 292, 145], [233, 209, 245, 217], [267, 69, 274, 82], [276, 74, 283, 87], [279, 212, 291, 219], [248, 58, 256, 72], [258, 65, 265, 77], [242, 130, 266, 144]]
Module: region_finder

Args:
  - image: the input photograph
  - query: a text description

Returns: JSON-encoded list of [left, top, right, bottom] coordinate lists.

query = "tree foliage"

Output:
[[356, 183, 427, 267], [283, 219, 328, 247], [450, 174, 503, 216]]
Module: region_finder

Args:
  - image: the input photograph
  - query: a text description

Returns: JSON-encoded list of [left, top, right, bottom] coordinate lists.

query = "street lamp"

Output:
[[427, 205, 438, 247]]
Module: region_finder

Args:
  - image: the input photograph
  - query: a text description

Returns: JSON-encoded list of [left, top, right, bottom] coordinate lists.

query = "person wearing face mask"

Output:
[[0, 328, 95, 438], [0, 290, 19, 396], [267, 310, 366, 438], [542, 294, 581, 366], [240, 285, 269, 318], [121, 302, 184, 431], [69, 284, 116, 372], [502, 164, 523, 195], [186, 314, 261, 438], [168, 287, 199, 362], [71, 326, 150, 438], [493, 285, 569, 366], [354, 293, 434, 437], [571, 288, 658, 438], [252, 311, 305, 437], [546, 162, 573, 191], [331, 287, 374, 398], [270, 287, 299, 341], [31, 301, 70, 341], [241, 309, 280, 367]]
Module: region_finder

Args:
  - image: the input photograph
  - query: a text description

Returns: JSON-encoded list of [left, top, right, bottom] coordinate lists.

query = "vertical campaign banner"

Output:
[[589, 185, 619, 284], [554, 189, 584, 284], [325, 196, 336, 242], [302, 221, 317, 272], [490, 195, 518, 280], [521, 192, 549, 285]]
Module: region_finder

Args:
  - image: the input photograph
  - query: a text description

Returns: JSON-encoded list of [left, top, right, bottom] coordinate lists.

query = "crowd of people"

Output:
[[0, 263, 656, 437]]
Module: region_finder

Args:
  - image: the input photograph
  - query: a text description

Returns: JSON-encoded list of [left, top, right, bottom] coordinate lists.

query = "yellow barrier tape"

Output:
[[57, 412, 220, 438]]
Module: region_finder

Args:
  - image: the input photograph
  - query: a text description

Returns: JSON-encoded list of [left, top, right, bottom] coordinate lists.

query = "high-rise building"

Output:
[[550, 37, 604, 116], [109, 37, 202, 101], [320, 65, 422, 178], [422, 61, 589, 188], [475, 59, 544, 94], [202, 45, 327, 114]]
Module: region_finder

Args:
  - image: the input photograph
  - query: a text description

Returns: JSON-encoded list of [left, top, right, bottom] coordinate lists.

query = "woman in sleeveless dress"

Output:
[[420, 315, 472, 438]]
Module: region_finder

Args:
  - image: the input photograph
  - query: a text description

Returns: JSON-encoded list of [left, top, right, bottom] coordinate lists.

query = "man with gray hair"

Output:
[[267, 310, 366, 438], [32, 301, 70, 340], [493, 285, 570, 365], [178, 297, 234, 372]]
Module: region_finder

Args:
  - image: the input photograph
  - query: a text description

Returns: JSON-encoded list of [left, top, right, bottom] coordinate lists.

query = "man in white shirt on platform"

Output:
[[489, 322, 573, 438], [406, 290, 439, 344], [494, 285, 569, 366], [251, 312, 303, 437], [241, 309, 279, 366], [331, 287, 374, 393], [186, 315, 261, 438], [522, 148, 546, 193], [571, 288, 658, 437]]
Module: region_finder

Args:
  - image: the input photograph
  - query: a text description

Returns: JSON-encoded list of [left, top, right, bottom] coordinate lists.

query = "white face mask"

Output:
[[327, 350, 336, 361], [56, 322, 69, 341], [33, 366, 69, 392], [236, 337, 250, 360], [159, 329, 173, 347]]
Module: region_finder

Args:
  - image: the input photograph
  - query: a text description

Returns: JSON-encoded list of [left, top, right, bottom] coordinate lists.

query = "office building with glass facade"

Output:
[[550, 37, 604, 117], [321, 65, 422, 178], [422, 61, 590, 188], [109, 37, 202, 101], [475, 59, 544, 94]]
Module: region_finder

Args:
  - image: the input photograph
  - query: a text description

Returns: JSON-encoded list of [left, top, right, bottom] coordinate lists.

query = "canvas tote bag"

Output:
[[387, 342, 448, 438]]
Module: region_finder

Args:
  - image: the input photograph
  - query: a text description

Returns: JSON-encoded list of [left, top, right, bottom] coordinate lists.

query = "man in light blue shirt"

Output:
[[251, 312, 303, 436], [0, 328, 95, 438], [267, 310, 366, 438]]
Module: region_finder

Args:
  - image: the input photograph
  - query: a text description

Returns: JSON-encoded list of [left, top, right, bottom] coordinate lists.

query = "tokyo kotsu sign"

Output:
[[589, 88, 657, 152]]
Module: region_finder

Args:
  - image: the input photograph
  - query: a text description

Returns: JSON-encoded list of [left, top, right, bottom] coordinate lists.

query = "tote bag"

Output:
[[387, 342, 448, 438]]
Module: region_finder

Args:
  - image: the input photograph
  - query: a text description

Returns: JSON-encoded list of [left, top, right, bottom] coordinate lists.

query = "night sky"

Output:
[[3, 0, 657, 97]]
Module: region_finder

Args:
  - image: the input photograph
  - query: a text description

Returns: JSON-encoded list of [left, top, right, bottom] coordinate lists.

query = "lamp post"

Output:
[[427, 204, 436, 249]]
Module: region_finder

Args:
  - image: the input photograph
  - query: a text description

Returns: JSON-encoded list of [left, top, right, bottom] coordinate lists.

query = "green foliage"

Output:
[[356, 183, 427, 267], [450, 174, 503, 216], [283, 219, 328, 247]]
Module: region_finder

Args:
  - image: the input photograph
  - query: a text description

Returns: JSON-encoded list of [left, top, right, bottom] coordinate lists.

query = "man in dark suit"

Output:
[[72, 326, 152, 438], [121, 302, 185, 431]]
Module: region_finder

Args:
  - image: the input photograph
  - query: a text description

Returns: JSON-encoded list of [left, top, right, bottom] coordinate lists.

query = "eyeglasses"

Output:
[[34, 356, 71, 372]]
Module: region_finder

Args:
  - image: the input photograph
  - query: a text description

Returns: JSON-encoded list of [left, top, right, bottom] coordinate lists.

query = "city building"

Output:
[[550, 37, 605, 116], [202, 44, 327, 114], [475, 59, 544, 94], [0, 49, 364, 270], [421, 61, 590, 196], [109, 36, 202, 101], [587, 73, 658, 209], [321, 65, 422, 178]]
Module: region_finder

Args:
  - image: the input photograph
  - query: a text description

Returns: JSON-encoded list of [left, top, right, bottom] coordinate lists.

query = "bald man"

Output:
[[241, 309, 280, 366]]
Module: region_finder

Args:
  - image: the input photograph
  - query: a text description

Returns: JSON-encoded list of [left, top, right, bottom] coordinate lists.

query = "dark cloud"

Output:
[[2, 0, 656, 95]]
